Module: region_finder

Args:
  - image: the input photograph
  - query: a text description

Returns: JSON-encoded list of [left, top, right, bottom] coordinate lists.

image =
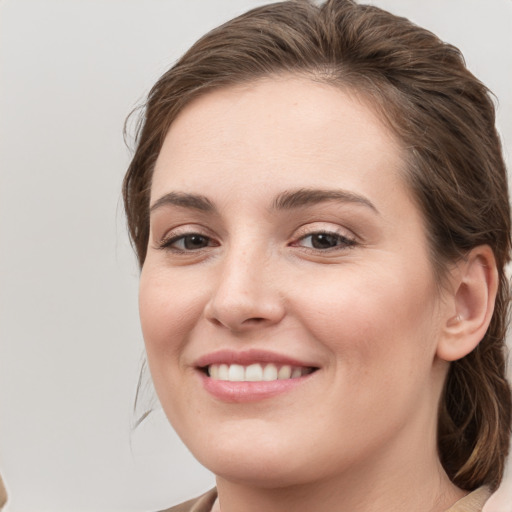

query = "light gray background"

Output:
[[1, 1, 511, 511]]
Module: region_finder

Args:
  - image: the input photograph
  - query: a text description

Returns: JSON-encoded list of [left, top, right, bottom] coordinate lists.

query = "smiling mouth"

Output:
[[202, 363, 317, 382]]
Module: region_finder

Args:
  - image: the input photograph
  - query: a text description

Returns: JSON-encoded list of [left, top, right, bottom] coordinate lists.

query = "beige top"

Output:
[[0, 474, 7, 510], [446, 487, 491, 512], [161, 486, 492, 512]]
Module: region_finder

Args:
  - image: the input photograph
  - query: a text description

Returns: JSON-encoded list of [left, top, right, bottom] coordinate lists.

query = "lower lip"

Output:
[[199, 371, 315, 403]]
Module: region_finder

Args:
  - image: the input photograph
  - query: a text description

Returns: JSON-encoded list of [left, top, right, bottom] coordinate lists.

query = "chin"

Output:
[[175, 428, 288, 483], [184, 429, 340, 489]]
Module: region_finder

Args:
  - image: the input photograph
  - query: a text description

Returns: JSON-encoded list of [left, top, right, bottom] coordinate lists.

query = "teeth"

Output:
[[218, 364, 229, 380], [291, 368, 302, 379], [210, 364, 219, 379], [278, 365, 292, 379], [207, 363, 312, 382], [228, 364, 245, 381], [263, 363, 278, 381], [246, 363, 263, 381]]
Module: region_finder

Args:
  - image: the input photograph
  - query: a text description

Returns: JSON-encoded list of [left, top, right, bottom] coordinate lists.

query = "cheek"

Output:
[[138, 266, 206, 367], [294, 270, 440, 441], [293, 263, 439, 373], [138, 266, 211, 428]]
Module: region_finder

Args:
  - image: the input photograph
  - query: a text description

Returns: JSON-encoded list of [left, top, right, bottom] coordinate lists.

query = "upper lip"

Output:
[[193, 349, 319, 369]]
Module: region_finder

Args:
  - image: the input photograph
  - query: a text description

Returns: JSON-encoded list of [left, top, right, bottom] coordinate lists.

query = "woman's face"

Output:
[[139, 77, 451, 487]]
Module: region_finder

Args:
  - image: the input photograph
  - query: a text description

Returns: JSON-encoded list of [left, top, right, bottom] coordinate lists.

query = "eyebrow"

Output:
[[149, 188, 378, 215], [150, 192, 215, 213], [271, 188, 378, 213]]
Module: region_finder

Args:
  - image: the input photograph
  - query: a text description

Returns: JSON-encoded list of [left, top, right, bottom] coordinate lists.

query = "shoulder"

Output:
[[157, 489, 218, 512]]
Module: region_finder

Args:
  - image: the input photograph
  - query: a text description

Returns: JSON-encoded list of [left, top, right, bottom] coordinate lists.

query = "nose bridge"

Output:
[[205, 237, 284, 330]]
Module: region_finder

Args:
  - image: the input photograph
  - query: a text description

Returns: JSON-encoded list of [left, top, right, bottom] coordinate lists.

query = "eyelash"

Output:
[[292, 230, 357, 251], [157, 229, 357, 254], [157, 232, 218, 252]]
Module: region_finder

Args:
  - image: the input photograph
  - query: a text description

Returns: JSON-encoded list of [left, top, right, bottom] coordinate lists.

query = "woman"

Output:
[[123, 1, 512, 510]]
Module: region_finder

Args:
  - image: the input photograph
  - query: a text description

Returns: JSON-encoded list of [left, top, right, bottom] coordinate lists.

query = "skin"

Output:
[[139, 76, 494, 512]]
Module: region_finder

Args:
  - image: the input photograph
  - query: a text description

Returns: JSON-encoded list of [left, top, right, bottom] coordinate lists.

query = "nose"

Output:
[[204, 246, 285, 332]]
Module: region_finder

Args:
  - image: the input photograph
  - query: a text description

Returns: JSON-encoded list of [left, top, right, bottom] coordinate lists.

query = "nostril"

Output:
[[207, 315, 272, 330], [244, 317, 265, 324]]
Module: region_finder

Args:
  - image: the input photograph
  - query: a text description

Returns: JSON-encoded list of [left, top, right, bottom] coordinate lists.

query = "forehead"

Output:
[[151, 76, 406, 208]]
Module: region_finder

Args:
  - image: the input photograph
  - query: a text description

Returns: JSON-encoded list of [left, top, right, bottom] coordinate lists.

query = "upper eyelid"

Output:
[[292, 222, 358, 240], [157, 224, 216, 243]]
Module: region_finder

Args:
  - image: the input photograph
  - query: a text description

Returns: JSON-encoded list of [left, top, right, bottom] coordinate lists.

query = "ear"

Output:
[[436, 245, 498, 362]]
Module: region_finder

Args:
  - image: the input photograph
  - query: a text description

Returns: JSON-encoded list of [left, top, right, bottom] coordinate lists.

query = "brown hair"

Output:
[[123, 0, 511, 491]]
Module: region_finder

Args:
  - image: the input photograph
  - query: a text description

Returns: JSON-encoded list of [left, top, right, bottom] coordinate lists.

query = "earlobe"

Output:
[[436, 245, 498, 362]]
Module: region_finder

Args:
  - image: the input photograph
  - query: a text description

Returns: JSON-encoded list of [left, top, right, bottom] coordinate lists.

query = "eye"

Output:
[[294, 231, 356, 250], [159, 233, 218, 251]]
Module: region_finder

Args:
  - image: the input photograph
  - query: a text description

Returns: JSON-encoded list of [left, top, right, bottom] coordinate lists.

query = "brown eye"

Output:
[[160, 233, 216, 251], [181, 234, 210, 250], [296, 232, 356, 250], [310, 233, 341, 249]]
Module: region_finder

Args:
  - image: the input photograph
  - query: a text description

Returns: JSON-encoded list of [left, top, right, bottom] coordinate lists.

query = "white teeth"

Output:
[[245, 363, 263, 381], [218, 364, 229, 380], [207, 363, 312, 382], [278, 365, 292, 379], [263, 363, 278, 381], [228, 364, 245, 381]]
